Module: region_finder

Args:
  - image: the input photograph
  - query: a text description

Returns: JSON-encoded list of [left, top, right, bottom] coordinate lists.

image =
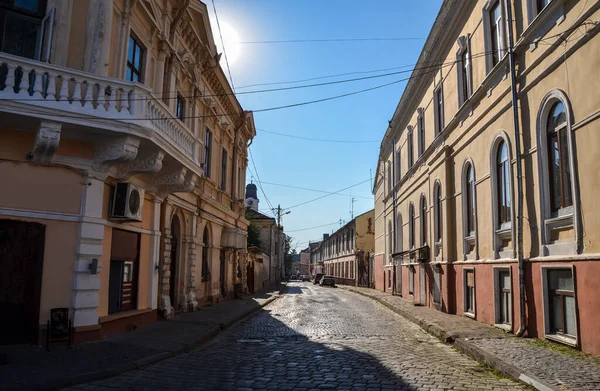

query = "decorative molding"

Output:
[[117, 150, 165, 179], [31, 121, 62, 163], [150, 167, 197, 198], [93, 136, 140, 172]]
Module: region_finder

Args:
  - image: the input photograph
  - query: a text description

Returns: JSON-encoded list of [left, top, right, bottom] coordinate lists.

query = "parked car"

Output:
[[301, 275, 311, 282], [319, 275, 335, 287], [313, 273, 325, 285]]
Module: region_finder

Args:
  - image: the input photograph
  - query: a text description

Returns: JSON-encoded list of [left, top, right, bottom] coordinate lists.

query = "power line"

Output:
[[287, 220, 341, 233], [256, 128, 379, 143], [282, 178, 372, 211], [248, 147, 276, 216], [237, 37, 426, 44], [211, 0, 236, 92], [261, 180, 373, 200]]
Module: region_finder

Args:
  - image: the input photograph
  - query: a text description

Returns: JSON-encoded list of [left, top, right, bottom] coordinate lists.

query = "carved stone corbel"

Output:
[[31, 121, 62, 163], [93, 136, 139, 172], [116, 150, 165, 180], [151, 169, 197, 199]]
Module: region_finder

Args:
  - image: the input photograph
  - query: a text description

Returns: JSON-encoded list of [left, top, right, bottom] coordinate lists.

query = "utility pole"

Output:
[[275, 204, 290, 227], [351, 197, 356, 220]]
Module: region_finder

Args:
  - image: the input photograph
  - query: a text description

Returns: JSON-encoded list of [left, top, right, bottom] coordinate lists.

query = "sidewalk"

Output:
[[0, 287, 284, 391], [340, 285, 600, 391]]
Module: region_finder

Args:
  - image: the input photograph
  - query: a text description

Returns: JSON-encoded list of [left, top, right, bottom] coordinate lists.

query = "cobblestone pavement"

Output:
[[66, 283, 523, 390]]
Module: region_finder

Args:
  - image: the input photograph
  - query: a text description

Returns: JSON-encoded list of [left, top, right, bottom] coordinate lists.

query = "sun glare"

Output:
[[214, 21, 241, 66]]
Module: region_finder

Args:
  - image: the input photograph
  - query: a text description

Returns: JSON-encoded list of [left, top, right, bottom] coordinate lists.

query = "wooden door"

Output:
[[0, 219, 45, 345]]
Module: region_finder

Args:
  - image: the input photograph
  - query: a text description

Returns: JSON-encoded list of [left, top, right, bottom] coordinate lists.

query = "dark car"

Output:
[[313, 273, 325, 285], [301, 275, 311, 282], [319, 275, 335, 287]]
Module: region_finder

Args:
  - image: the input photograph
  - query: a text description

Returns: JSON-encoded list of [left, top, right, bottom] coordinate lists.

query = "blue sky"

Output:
[[210, 0, 443, 250]]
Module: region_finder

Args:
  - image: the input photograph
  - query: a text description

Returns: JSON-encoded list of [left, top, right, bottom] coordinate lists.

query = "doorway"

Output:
[[247, 261, 254, 294], [108, 229, 140, 314], [0, 219, 45, 345], [169, 216, 180, 310]]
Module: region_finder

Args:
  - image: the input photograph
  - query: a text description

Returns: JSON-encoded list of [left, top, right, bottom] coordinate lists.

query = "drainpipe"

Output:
[[505, 0, 526, 337], [391, 136, 398, 295]]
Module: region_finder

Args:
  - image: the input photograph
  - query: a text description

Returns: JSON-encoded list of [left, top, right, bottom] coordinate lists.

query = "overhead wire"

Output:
[[256, 128, 379, 143], [287, 220, 341, 233], [282, 178, 372, 211], [211, 0, 236, 92], [260, 180, 373, 200], [237, 37, 426, 44]]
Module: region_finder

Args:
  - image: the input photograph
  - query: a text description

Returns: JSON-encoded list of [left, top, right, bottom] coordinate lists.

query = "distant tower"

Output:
[[245, 183, 259, 211]]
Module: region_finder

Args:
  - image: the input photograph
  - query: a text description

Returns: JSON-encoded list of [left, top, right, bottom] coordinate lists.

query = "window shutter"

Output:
[[39, 8, 56, 63]]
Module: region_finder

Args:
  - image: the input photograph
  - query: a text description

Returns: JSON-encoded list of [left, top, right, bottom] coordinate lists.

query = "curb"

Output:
[[15, 293, 282, 391], [340, 286, 560, 391]]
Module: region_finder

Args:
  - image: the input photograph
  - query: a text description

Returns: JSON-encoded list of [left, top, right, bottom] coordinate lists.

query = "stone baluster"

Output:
[[4, 63, 16, 92], [58, 76, 70, 102], [83, 81, 94, 109], [120, 88, 129, 113], [32, 69, 44, 98], [46, 73, 57, 101], [106, 85, 117, 113], [73, 79, 83, 106], [17, 66, 31, 95]]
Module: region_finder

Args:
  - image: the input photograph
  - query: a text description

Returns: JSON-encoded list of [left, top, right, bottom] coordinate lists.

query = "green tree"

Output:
[[284, 235, 295, 275], [247, 222, 262, 250]]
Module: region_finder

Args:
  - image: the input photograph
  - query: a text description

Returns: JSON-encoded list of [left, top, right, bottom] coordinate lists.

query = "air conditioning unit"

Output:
[[110, 183, 144, 222]]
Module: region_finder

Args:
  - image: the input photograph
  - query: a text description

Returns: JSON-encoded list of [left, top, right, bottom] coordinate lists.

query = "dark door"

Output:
[[0, 219, 45, 345], [169, 235, 177, 305], [108, 229, 139, 314], [247, 262, 254, 294], [220, 250, 226, 297]]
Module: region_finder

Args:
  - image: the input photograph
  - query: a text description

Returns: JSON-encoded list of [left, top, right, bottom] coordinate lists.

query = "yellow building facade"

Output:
[[374, 0, 600, 355], [0, 0, 254, 344]]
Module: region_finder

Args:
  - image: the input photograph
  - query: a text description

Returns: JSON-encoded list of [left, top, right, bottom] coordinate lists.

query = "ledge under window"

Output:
[[464, 312, 475, 319], [494, 323, 512, 332], [545, 333, 577, 348]]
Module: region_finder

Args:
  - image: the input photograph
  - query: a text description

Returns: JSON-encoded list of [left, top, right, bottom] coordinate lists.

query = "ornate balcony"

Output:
[[0, 52, 201, 181]]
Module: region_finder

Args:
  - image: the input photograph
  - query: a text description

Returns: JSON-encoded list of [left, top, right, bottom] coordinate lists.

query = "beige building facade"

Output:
[[374, 0, 600, 355], [0, 0, 255, 345]]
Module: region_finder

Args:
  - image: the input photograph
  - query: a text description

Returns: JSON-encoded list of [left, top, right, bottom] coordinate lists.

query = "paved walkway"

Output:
[[0, 288, 282, 391], [340, 285, 600, 391]]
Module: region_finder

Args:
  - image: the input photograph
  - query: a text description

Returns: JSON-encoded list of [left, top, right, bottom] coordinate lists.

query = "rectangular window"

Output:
[[465, 270, 475, 314], [409, 267, 414, 295], [126, 36, 144, 82], [418, 115, 425, 157], [495, 269, 511, 325], [490, 1, 502, 66], [458, 44, 472, 105], [433, 267, 441, 304], [408, 131, 414, 168], [536, 0, 549, 15], [434, 87, 444, 135], [176, 94, 185, 121], [546, 269, 576, 337], [388, 270, 392, 290], [395, 148, 401, 182], [220, 149, 228, 191], [204, 129, 212, 178]]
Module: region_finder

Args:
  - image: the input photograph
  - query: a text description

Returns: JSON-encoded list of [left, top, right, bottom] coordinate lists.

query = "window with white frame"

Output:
[[434, 181, 443, 251], [464, 269, 475, 316], [462, 161, 478, 259], [395, 148, 401, 183], [0, 1, 54, 62], [417, 108, 425, 157], [537, 91, 580, 255], [457, 36, 472, 107], [533, 0, 550, 17], [395, 213, 403, 254], [494, 268, 511, 327], [496, 141, 512, 227], [409, 203, 415, 250], [484, 0, 506, 72], [420, 195, 427, 246], [407, 127, 414, 168], [543, 267, 577, 343], [434, 85, 444, 136], [176, 94, 185, 121], [388, 220, 393, 264]]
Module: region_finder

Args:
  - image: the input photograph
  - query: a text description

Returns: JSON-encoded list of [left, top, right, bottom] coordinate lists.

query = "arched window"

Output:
[[409, 203, 415, 249], [496, 141, 511, 226], [466, 164, 476, 235], [395, 213, 403, 253], [420, 195, 427, 246], [202, 226, 210, 281], [547, 101, 572, 213], [434, 182, 443, 243], [408, 127, 414, 168], [387, 220, 393, 263]]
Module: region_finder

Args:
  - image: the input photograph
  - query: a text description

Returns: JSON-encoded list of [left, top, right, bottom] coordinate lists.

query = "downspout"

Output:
[[505, 0, 526, 337]]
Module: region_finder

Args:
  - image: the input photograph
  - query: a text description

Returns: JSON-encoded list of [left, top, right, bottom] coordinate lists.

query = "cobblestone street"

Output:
[[67, 283, 523, 390]]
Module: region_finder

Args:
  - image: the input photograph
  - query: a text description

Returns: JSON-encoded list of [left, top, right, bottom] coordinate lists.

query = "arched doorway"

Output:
[[170, 215, 180, 309]]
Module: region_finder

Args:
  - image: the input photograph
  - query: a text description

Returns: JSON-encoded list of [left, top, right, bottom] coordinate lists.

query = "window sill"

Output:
[[464, 312, 475, 319], [517, 0, 565, 52], [496, 227, 512, 240], [494, 323, 512, 332], [545, 333, 577, 347]]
